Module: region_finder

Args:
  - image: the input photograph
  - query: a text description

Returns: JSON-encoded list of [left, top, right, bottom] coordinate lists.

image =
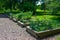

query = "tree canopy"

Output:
[[0, 0, 60, 14]]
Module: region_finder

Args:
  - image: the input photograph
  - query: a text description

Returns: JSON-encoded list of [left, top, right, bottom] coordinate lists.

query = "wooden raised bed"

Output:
[[26, 26, 60, 38]]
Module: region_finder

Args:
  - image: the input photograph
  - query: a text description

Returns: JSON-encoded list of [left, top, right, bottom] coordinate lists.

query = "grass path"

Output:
[[0, 14, 60, 40]]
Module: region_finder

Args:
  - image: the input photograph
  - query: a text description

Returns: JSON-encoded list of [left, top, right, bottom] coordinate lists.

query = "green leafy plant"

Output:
[[9, 11, 32, 22], [29, 19, 53, 32], [19, 11, 32, 23]]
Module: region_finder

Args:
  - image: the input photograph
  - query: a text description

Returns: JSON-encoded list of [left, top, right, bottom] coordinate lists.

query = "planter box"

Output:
[[26, 26, 60, 38]]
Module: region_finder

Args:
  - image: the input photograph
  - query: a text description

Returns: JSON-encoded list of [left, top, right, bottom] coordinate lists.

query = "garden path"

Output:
[[0, 14, 60, 40]]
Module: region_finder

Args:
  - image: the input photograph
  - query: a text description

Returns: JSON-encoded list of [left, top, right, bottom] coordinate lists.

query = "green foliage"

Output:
[[20, 2, 34, 11], [0, 0, 60, 32], [19, 11, 32, 23], [36, 9, 49, 15], [0, 0, 60, 15], [9, 11, 32, 22], [29, 19, 53, 32], [42, 0, 60, 14], [29, 15, 60, 32]]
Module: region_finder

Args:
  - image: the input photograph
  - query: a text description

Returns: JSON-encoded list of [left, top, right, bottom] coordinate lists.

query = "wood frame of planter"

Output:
[[12, 18, 17, 22], [8, 16, 29, 27], [17, 21, 29, 27], [26, 26, 60, 38], [9, 17, 25, 26], [5, 13, 30, 27]]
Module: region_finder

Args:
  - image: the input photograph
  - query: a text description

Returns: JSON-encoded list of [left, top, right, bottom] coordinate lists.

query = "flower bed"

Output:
[[26, 15, 60, 38], [6, 11, 32, 27], [6, 12, 60, 38]]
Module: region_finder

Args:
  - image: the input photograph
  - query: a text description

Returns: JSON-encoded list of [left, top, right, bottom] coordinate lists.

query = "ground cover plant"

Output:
[[19, 12, 32, 23], [29, 15, 60, 32], [6, 10, 60, 32], [9, 11, 32, 22]]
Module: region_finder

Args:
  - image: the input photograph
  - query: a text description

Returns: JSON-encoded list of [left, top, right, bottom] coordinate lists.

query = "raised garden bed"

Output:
[[26, 26, 60, 38], [26, 15, 60, 38], [6, 13, 60, 38], [7, 12, 32, 27]]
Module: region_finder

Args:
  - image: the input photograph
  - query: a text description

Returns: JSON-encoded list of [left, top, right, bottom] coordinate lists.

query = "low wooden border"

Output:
[[26, 26, 60, 38], [8, 16, 29, 27], [17, 21, 29, 27], [12, 18, 17, 22]]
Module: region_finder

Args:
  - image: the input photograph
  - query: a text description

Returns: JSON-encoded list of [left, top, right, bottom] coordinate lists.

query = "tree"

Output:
[[19, 0, 39, 15], [41, 0, 60, 14]]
